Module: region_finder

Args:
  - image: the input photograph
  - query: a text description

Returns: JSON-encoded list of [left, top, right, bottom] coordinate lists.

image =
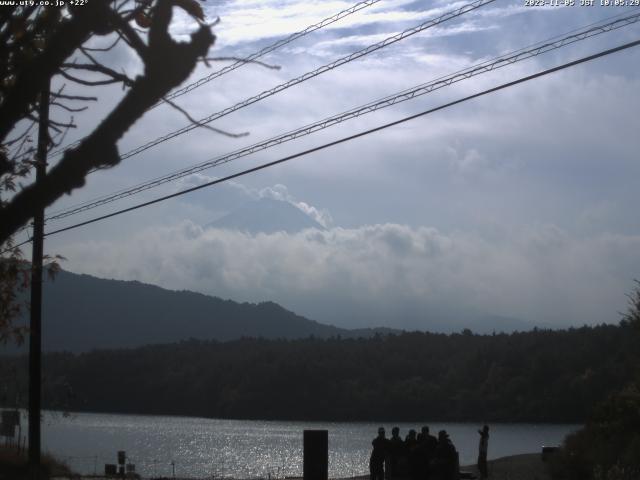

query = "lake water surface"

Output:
[[36, 411, 578, 478]]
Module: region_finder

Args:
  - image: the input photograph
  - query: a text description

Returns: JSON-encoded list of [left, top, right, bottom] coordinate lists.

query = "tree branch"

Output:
[[60, 62, 134, 86], [82, 35, 122, 52], [58, 69, 124, 87], [108, 8, 149, 60], [50, 102, 89, 113], [0, 0, 115, 141], [161, 96, 249, 138], [3, 120, 36, 147], [50, 92, 98, 102], [0, 0, 215, 244]]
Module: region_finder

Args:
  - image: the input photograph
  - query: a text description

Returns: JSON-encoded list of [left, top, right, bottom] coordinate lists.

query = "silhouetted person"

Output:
[[387, 426, 404, 479], [477, 425, 489, 479], [405, 429, 417, 449], [404, 429, 421, 480], [433, 430, 457, 480], [422, 426, 438, 455], [370, 427, 388, 480], [419, 426, 438, 480]]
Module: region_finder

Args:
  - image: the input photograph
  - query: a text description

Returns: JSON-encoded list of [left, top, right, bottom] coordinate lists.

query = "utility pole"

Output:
[[29, 80, 49, 479]]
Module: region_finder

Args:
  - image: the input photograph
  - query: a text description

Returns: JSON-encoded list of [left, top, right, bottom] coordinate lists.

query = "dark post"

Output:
[[303, 430, 328, 480], [28, 81, 49, 478]]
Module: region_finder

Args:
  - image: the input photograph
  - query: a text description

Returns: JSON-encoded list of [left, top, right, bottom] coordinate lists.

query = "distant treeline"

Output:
[[1, 324, 636, 422]]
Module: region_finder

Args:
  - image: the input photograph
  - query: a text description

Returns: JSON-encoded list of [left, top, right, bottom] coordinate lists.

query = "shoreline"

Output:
[[463, 453, 550, 480], [46, 453, 553, 480], [333, 453, 551, 480], [34, 409, 584, 425]]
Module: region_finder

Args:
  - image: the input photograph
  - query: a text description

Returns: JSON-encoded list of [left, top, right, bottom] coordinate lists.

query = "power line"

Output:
[[44, 11, 640, 223], [115, 0, 496, 160], [42, 0, 497, 221], [46, 0, 383, 159], [40, 38, 640, 239], [0, 238, 31, 255], [161, 0, 383, 104]]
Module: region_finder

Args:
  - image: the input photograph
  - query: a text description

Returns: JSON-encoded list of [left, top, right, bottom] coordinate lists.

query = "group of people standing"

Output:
[[369, 425, 489, 480]]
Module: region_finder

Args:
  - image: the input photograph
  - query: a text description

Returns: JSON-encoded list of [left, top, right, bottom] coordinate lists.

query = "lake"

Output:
[[32, 411, 578, 478]]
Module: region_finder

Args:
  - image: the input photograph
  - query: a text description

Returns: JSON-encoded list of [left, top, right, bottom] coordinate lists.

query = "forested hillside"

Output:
[[1, 324, 635, 422], [2, 269, 527, 355], [4, 270, 349, 353]]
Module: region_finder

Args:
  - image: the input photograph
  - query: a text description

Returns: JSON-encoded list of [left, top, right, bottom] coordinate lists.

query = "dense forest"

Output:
[[0, 323, 637, 422], [548, 290, 640, 480]]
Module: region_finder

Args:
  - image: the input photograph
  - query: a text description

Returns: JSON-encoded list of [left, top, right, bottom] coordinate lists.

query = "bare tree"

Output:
[[0, 0, 216, 340], [0, 0, 215, 244], [622, 280, 640, 328]]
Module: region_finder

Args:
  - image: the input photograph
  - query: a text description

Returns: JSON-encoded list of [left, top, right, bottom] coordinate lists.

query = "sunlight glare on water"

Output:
[[39, 411, 578, 478]]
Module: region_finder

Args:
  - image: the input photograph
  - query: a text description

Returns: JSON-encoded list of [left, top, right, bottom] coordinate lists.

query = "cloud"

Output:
[[310, 21, 498, 53], [33, 0, 640, 339], [259, 184, 333, 227], [168, 175, 333, 228], [205, 0, 432, 48], [59, 220, 640, 331]]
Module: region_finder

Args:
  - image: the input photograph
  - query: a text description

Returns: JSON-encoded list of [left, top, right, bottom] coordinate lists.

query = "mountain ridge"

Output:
[[3, 269, 397, 354], [2, 267, 543, 355]]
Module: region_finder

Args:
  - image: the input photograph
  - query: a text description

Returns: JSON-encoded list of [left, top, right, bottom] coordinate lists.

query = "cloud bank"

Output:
[[60, 218, 640, 331], [31, 0, 640, 336]]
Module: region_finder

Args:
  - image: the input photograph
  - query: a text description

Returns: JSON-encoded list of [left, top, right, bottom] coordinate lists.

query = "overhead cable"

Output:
[[162, 0, 384, 104], [116, 0, 496, 160], [39, 38, 640, 239], [44, 11, 640, 223], [46, 0, 383, 159], [44, 0, 497, 221]]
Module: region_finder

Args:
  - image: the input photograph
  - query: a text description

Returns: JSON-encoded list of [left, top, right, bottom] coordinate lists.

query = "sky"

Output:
[[18, 0, 640, 331]]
